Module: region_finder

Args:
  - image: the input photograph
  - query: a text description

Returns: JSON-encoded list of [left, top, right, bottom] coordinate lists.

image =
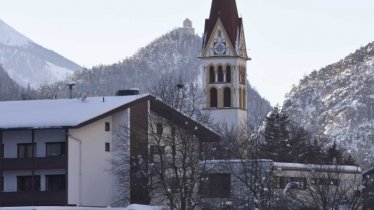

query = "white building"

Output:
[[0, 93, 219, 207]]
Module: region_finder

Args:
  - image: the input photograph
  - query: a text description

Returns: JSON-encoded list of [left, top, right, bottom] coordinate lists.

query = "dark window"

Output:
[[17, 143, 36, 158], [105, 142, 110, 152], [0, 176, 3, 192], [168, 177, 180, 193], [210, 88, 218, 108], [226, 66, 231, 83], [209, 66, 215, 83], [150, 145, 165, 163], [242, 89, 246, 109], [239, 88, 242, 109], [46, 142, 66, 157], [224, 87, 231, 108], [17, 176, 40, 192], [273, 176, 307, 190], [218, 66, 224, 82], [312, 178, 340, 186], [105, 122, 110, 132], [199, 173, 231, 198], [46, 175, 65, 192], [1, 144, 3, 158], [150, 145, 165, 155], [156, 123, 163, 136], [171, 126, 176, 137]]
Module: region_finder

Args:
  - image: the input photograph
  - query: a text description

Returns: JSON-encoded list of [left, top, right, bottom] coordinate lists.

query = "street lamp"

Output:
[[65, 80, 76, 99]]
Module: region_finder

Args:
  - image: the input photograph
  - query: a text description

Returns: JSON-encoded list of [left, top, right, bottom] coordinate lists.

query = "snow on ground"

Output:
[[0, 205, 166, 210], [125, 204, 166, 210]]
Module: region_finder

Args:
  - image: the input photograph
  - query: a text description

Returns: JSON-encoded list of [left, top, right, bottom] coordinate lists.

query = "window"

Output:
[[217, 66, 224, 82], [242, 89, 246, 109], [199, 173, 231, 198], [150, 145, 165, 163], [17, 176, 40, 192], [105, 142, 110, 152], [156, 123, 163, 136], [226, 66, 231, 83], [46, 142, 66, 157], [273, 176, 307, 190], [312, 178, 340, 186], [210, 88, 218, 108], [239, 88, 242, 109], [1, 144, 3, 158], [105, 122, 110, 132], [0, 176, 3, 192], [17, 143, 36, 158], [224, 87, 231, 108], [209, 66, 215, 83], [46, 175, 65, 192]]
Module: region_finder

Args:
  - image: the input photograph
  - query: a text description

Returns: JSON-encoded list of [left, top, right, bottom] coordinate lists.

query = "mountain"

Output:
[[0, 64, 38, 101], [283, 41, 374, 168], [41, 27, 272, 129], [0, 19, 81, 88]]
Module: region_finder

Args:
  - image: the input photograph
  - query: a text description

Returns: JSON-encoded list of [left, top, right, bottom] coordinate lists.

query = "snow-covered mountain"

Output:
[[283, 41, 374, 168], [0, 19, 81, 88], [41, 27, 272, 129]]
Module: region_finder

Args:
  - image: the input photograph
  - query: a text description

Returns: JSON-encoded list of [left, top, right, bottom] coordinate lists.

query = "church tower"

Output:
[[200, 0, 249, 129]]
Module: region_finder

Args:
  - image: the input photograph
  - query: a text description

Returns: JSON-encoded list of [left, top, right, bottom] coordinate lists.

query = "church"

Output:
[[200, 0, 249, 129]]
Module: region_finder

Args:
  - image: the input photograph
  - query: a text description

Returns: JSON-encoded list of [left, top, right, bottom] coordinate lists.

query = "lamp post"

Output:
[[65, 81, 76, 99]]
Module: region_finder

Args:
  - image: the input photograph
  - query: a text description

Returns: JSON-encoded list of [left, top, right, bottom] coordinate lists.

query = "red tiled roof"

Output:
[[203, 0, 242, 50]]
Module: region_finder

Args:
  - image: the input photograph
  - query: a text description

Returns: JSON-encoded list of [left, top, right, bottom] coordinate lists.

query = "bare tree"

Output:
[[285, 164, 364, 210], [146, 76, 216, 210], [205, 127, 276, 210]]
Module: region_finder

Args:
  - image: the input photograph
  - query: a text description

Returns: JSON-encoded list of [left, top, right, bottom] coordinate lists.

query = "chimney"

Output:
[[116, 88, 140, 96]]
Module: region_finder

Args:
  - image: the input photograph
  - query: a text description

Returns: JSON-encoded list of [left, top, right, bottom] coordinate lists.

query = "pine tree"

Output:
[[260, 106, 292, 162]]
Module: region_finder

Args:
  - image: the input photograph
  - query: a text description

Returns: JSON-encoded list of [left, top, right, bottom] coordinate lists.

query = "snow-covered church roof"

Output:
[[0, 94, 150, 129]]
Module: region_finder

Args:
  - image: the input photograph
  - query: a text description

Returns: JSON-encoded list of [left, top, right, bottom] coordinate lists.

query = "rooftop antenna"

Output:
[[65, 80, 76, 99]]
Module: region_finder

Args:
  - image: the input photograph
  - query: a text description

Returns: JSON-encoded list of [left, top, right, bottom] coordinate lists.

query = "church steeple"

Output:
[[202, 0, 248, 59], [200, 0, 249, 129]]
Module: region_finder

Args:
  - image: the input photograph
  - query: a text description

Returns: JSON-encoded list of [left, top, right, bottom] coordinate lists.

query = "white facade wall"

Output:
[[68, 116, 113, 207], [68, 113, 129, 207]]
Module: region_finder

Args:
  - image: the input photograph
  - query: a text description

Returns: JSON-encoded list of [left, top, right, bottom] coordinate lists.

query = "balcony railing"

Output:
[[0, 191, 66, 206], [0, 157, 66, 170]]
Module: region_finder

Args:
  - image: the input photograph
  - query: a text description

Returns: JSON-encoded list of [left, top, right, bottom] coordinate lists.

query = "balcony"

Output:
[[0, 191, 66, 206], [0, 157, 66, 170]]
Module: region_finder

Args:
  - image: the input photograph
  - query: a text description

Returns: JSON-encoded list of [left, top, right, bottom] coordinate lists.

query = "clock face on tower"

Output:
[[213, 42, 226, 55]]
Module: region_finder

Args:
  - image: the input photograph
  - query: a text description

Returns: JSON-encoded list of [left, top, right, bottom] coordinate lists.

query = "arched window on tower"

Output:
[[242, 88, 246, 110], [209, 66, 215, 83], [218, 66, 224, 83], [226, 66, 231, 83], [210, 88, 218, 108], [224, 87, 231, 108], [239, 88, 242, 109]]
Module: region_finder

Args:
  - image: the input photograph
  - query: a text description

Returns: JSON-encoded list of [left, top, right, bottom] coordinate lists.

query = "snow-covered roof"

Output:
[[274, 162, 362, 173], [0, 94, 150, 129], [0, 205, 165, 210]]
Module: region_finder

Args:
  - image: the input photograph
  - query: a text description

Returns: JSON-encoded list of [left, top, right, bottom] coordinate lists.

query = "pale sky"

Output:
[[1, 0, 374, 105]]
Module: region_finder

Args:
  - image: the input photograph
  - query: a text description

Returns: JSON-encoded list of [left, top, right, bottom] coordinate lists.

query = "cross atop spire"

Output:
[[203, 0, 242, 50]]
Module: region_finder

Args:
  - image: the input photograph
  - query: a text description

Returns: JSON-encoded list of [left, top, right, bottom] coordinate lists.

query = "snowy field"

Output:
[[0, 204, 166, 210]]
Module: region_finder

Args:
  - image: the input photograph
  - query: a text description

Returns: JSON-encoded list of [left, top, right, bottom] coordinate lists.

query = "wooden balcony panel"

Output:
[[0, 157, 66, 170], [0, 191, 66, 206]]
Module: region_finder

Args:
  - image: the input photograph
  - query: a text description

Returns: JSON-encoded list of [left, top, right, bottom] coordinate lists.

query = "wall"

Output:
[[68, 116, 114, 207]]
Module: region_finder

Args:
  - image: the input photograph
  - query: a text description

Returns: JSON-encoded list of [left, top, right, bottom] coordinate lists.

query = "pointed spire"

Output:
[[203, 0, 242, 49]]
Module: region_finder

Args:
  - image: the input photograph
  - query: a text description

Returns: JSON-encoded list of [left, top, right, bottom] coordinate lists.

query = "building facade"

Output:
[[200, 0, 250, 129], [0, 94, 219, 207]]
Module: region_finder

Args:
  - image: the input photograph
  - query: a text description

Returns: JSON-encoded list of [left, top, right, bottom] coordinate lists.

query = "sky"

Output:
[[1, 0, 374, 105]]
